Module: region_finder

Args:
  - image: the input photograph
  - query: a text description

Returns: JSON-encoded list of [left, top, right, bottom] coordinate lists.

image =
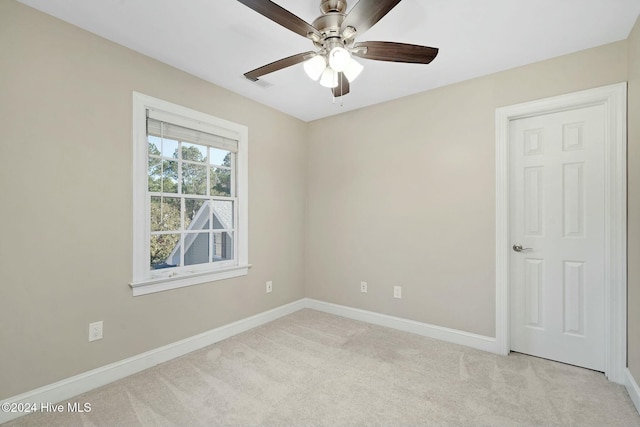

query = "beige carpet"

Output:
[[5, 309, 640, 426]]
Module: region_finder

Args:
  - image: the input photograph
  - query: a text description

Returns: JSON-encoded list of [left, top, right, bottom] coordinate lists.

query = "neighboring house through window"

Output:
[[131, 92, 249, 296]]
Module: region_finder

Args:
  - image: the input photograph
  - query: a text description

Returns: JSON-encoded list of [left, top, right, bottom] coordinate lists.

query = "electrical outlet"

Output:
[[393, 286, 402, 299], [360, 281, 368, 293], [266, 280, 273, 293], [89, 321, 103, 342]]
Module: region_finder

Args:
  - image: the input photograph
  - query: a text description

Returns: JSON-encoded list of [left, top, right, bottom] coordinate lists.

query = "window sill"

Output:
[[129, 264, 251, 296]]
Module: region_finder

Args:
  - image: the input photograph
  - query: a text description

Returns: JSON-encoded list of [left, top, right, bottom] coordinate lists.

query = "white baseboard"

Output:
[[625, 368, 640, 415], [9, 297, 638, 424], [304, 298, 497, 353], [0, 299, 306, 424]]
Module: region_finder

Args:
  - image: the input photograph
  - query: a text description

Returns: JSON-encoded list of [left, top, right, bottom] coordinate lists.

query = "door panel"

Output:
[[509, 105, 605, 371]]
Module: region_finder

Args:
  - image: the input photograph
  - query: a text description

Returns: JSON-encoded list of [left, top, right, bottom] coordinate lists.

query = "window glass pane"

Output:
[[182, 142, 207, 163], [150, 196, 181, 232], [209, 148, 230, 167], [213, 231, 233, 262], [212, 200, 234, 229], [161, 138, 179, 158], [150, 234, 181, 270], [148, 136, 161, 156], [162, 160, 179, 193], [184, 232, 210, 266], [184, 199, 208, 230], [148, 156, 162, 192], [183, 163, 207, 195], [210, 167, 231, 196]]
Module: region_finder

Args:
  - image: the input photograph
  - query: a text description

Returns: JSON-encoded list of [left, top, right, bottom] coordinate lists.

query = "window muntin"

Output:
[[131, 92, 249, 296]]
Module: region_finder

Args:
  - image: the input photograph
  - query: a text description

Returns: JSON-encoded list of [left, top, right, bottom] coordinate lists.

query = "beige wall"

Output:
[[628, 15, 640, 381], [0, 1, 307, 399], [305, 42, 628, 338]]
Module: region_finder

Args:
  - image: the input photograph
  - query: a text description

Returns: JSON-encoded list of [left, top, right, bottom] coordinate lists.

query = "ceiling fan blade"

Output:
[[340, 0, 403, 36], [237, 0, 320, 39], [352, 41, 439, 64], [331, 72, 350, 97], [244, 51, 315, 81]]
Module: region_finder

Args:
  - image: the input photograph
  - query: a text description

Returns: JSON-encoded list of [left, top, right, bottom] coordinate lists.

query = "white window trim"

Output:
[[130, 92, 249, 296]]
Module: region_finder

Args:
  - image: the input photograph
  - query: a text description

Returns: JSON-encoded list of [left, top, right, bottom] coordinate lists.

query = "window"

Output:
[[131, 93, 249, 296]]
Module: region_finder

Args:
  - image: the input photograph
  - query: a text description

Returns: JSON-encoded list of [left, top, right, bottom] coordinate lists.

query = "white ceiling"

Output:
[[17, 0, 640, 122]]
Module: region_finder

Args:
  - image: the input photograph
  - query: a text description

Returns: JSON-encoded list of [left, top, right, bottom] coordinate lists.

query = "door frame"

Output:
[[495, 82, 627, 383]]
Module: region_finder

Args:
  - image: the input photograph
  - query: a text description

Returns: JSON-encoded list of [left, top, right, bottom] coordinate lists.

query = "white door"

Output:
[[509, 104, 605, 371]]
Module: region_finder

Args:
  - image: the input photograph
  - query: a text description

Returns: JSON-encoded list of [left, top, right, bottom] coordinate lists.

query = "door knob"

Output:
[[512, 244, 532, 252]]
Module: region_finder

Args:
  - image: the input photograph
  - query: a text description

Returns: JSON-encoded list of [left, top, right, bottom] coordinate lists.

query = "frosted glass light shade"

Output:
[[319, 67, 338, 88], [303, 55, 326, 81], [343, 58, 363, 82], [328, 47, 350, 72]]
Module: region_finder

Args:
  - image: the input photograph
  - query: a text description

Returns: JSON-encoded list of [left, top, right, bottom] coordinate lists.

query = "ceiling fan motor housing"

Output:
[[312, 12, 347, 50]]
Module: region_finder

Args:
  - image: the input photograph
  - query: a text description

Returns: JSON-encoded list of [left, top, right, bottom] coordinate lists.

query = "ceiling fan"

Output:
[[237, 0, 439, 97]]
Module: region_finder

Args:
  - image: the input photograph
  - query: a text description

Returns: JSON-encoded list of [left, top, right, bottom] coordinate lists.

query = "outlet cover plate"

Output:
[[393, 286, 402, 299], [360, 281, 368, 293], [89, 321, 103, 342]]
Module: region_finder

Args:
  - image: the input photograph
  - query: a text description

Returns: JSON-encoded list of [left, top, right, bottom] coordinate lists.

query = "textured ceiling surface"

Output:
[[17, 0, 640, 121]]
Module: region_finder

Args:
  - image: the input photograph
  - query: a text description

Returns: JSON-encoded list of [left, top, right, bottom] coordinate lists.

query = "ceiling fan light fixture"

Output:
[[319, 67, 339, 88], [328, 46, 350, 72], [304, 55, 326, 81], [343, 58, 363, 82]]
